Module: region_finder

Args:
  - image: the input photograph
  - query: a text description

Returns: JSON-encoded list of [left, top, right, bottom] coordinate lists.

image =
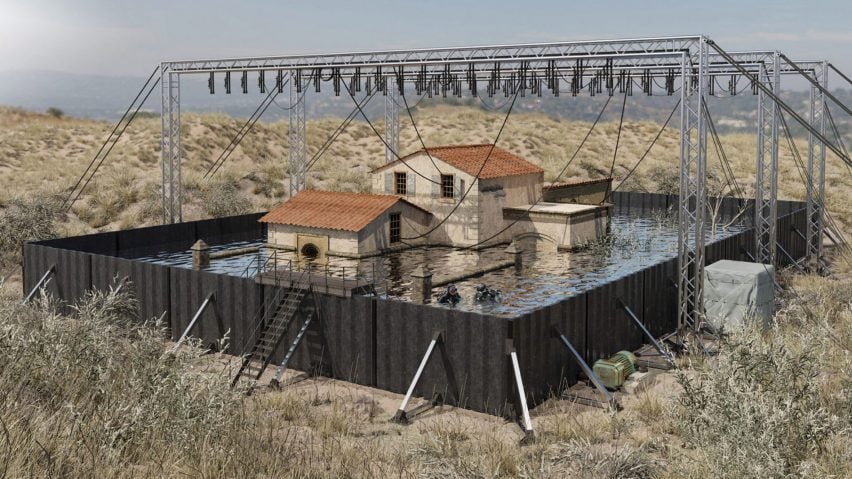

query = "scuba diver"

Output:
[[437, 284, 461, 306], [474, 284, 502, 303]]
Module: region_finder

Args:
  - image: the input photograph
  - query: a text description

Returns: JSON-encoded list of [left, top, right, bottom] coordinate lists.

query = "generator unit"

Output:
[[592, 351, 638, 390]]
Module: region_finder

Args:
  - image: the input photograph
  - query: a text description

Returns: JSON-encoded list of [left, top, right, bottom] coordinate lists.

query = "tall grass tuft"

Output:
[[672, 323, 837, 478], [0, 193, 62, 269]]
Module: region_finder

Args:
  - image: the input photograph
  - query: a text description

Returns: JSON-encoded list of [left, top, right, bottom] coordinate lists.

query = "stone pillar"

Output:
[[191, 240, 210, 270], [410, 265, 433, 304], [505, 240, 523, 273]]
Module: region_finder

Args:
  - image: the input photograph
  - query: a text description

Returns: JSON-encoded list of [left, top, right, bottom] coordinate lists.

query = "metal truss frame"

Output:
[[155, 36, 843, 341], [160, 66, 181, 224], [677, 45, 708, 331], [289, 72, 307, 197], [806, 62, 828, 272], [385, 85, 400, 164], [754, 53, 781, 265]]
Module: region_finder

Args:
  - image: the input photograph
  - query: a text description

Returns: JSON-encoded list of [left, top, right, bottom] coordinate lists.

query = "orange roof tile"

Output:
[[259, 190, 430, 232], [374, 144, 544, 180]]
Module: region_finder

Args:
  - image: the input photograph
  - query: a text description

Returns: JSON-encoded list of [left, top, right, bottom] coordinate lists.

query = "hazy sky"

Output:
[[2, 0, 851, 78]]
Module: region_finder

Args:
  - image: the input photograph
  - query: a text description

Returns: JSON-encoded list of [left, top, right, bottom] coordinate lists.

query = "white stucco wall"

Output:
[[477, 172, 543, 246], [372, 153, 480, 246], [357, 203, 432, 253], [267, 224, 359, 255], [372, 155, 543, 247], [266, 202, 432, 257], [502, 206, 610, 250]]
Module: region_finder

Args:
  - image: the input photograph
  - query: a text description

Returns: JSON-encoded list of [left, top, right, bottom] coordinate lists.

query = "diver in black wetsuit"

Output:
[[437, 284, 461, 305], [474, 284, 502, 303]]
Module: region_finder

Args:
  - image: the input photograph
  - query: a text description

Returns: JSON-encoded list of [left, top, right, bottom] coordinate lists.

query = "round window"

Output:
[[301, 243, 319, 259]]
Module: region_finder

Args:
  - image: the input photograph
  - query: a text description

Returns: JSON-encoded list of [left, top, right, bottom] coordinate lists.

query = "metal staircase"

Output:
[[231, 282, 311, 388]]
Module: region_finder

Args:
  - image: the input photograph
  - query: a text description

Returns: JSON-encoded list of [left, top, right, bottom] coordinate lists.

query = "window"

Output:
[[389, 213, 401, 243], [394, 172, 407, 195], [440, 174, 454, 199]]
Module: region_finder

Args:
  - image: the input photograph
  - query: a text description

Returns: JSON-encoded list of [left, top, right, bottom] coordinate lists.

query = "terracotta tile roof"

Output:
[[543, 177, 613, 190], [374, 144, 544, 180], [259, 190, 430, 232]]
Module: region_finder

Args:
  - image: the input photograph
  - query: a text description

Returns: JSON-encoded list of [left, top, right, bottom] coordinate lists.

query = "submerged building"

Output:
[[263, 144, 611, 257]]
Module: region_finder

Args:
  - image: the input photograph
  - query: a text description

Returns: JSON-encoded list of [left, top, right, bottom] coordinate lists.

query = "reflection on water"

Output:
[[135, 212, 746, 317]]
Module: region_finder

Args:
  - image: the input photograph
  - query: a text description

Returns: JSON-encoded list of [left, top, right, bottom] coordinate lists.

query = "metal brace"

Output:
[[553, 328, 619, 410], [392, 332, 444, 424], [22, 265, 55, 304], [169, 293, 214, 354]]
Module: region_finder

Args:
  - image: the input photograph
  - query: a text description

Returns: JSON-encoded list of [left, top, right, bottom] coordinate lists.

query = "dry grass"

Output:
[[1, 105, 850, 477], [3, 103, 850, 232]]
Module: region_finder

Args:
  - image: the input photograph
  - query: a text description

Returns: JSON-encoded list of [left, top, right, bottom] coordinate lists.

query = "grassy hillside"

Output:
[[1, 106, 850, 477], [2, 104, 850, 234]]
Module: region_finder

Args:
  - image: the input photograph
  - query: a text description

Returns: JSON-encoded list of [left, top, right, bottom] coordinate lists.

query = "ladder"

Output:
[[231, 283, 310, 387]]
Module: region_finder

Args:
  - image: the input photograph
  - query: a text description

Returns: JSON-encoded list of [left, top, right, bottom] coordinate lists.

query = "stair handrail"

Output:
[[231, 266, 315, 387]]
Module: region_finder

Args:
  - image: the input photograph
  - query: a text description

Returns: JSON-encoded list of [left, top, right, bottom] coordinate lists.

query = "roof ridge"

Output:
[[423, 143, 496, 150]]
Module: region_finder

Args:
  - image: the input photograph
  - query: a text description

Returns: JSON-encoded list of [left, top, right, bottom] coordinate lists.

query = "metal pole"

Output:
[[22, 265, 55, 304], [509, 350, 534, 439], [677, 41, 708, 334], [555, 330, 616, 408], [755, 52, 780, 266], [385, 81, 400, 164], [289, 72, 306, 198], [806, 62, 827, 272], [170, 293, 213, 354], [777, 242, 806, 273], [616, 299, 674, 364], [393, 333, 440, 423]]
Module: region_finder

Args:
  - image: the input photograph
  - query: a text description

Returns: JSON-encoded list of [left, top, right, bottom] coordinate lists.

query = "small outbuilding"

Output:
[[260, 190, 432, 258]]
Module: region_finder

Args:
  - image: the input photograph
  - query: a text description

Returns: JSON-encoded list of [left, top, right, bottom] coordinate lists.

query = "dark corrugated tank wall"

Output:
[[21, 195, 809, 414]]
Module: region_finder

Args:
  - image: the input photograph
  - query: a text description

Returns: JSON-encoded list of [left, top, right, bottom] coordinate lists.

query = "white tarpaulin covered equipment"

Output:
[[703, 260, 775, 329]]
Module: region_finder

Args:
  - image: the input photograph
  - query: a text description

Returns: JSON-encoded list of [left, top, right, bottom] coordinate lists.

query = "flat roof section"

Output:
[[504, 202, 605, 216]]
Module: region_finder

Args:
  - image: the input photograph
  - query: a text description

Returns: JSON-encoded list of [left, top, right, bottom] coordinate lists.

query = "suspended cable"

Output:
[[400, 84, 522, 241], [778, 105, 850, 258], [610, 99, 681, 198], [204, 76, 293, 178], [703, 103, 747, 200], [395, 68, 444, 177], [64, 65, 160, 210], [459, 96, 615, 250], [779, 55, 852, 118], [343, 79, 440, 185], [706, 41, 852, 168], [476, 94, 513, 111], [66, 73, 160, 212], [828, 63, 852, 89], [305, 88, 379, 172], [824, 105, 852, 178]]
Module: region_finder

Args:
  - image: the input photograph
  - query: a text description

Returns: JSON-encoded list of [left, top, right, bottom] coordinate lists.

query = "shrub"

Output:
[[0, 282, 247, 476], [672, 325, 836, 478], [200, 179, 252, 218], [46, 106, 64, 118], [0, 194, 62, 268]]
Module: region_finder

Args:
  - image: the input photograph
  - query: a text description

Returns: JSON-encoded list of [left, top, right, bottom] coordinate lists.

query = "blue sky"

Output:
[[1, 0, 851, 78]]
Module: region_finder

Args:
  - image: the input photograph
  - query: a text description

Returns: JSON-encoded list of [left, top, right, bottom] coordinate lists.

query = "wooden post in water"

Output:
[[505, 240, 523, 273], [191, 240, 210, 270], [410, 265, 433, 304]]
